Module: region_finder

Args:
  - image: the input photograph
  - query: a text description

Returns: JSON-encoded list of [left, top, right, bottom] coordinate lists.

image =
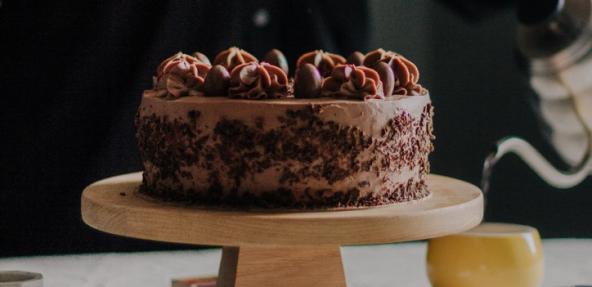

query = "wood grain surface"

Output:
[[217, 246, 346, 287], [81, 172, 483, 246]]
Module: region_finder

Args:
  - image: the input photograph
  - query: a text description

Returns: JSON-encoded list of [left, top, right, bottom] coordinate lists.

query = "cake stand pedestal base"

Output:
[[81, 172, 483, 287], [218, 246, 346, 287]]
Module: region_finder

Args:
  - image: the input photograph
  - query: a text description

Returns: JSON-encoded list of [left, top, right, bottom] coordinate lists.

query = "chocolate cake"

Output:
[[136, 47, 434, 208]]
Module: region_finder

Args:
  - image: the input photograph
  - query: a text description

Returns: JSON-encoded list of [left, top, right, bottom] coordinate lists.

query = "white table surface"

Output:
[[0, 240, 591, 287]]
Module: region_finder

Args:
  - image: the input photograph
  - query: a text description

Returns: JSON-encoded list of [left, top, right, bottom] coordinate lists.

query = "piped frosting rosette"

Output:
[[150, 47, 427, 101], [296, 50, 346, 77], [229, 62, 289, 99], [213, 47, 258, 72], [153, 52, 211, 98], [321, 64, 385, 100], [203, 47, 289, 98], [363, 48, 427, 96]]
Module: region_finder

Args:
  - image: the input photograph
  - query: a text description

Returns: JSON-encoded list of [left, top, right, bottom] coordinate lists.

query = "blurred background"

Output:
[[1, 0, 591, 257]]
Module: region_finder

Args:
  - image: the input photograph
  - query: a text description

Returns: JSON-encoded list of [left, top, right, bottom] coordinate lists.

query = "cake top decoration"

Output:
[[203, 65, 231, 97], [263, 49, 289, 75], [373, 62, 395, 97], [229, 62, 289, 99], [150, 47, 427, 100], [363, 48, 426, 96], [294, 63, 322, 99], [321, 64, 384, 100], [296, 50, 346, 77], [213, 47, 258, 72], [153, 52, 210, 99], [191, 51, 212, 66], [346, 51, 365, 66]]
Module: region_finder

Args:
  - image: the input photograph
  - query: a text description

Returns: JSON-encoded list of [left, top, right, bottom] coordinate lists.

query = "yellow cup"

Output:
[[427, 222, 544, 287]]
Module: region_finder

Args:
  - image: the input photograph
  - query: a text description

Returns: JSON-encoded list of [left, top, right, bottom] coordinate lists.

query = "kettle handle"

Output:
[[482, 137, 592, 192]]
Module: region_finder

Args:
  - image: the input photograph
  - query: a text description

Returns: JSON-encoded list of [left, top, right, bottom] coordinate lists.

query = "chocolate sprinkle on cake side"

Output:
[[136, 96, 434, 209]]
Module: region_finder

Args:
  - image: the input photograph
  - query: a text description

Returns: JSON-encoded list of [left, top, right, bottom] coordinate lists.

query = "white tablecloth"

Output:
[[1, 240, 591, 287]]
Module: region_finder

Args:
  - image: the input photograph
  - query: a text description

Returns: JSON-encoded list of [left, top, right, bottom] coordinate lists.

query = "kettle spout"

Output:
[[482, 137, 592, 193]]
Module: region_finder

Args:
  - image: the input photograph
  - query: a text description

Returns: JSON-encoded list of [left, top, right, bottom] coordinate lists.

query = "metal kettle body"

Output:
[[486, 0, 592, 190]]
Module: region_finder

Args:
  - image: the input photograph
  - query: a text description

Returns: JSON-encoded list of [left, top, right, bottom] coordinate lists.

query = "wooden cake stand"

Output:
[[81, 172, 483, 287]]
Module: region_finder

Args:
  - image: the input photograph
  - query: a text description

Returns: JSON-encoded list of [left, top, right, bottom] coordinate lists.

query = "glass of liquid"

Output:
[[427, 222, 544, 287]]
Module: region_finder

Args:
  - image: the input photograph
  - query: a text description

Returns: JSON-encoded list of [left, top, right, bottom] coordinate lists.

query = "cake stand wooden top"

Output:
[[81, 172, 483, 246]]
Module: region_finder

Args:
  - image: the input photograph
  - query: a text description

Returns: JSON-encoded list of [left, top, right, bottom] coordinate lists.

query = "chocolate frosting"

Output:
[[322, 64, 384, 100], [229, 62, 289, 99], [137, 94, 434, 208], [154, 52, 211, 99], [363, 49, 427, 96], [213, 47, 258, 73], [296, 50, 346, 77]]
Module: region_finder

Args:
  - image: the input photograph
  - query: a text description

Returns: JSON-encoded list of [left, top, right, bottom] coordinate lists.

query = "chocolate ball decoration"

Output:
[[263, 49, 289, 75], [294, 63, 323, 98], [203, 65, 231, 96], [374, 62, 395, 97], [346, 51, 365, 66], [192, 52, 212, 66]]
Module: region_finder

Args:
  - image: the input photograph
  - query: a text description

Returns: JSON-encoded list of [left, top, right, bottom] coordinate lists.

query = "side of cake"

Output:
[[136, 47, 435, 208]]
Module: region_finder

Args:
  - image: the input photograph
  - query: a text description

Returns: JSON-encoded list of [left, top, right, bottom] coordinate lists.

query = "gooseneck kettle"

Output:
[[484, 0, 592, 191]]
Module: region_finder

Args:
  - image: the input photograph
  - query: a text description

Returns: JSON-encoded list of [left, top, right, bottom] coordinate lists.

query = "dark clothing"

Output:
[[0, 0, 369, 256]]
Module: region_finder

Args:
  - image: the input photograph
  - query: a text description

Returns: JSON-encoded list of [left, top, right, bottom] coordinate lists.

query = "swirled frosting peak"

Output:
[[363, 49, 426, 96], [153, 52, 211, 99], [322, 64, 385, 100], [229, 62, 289, 99], [296, 50, 346, 77], [213, 47, 258, 72]]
